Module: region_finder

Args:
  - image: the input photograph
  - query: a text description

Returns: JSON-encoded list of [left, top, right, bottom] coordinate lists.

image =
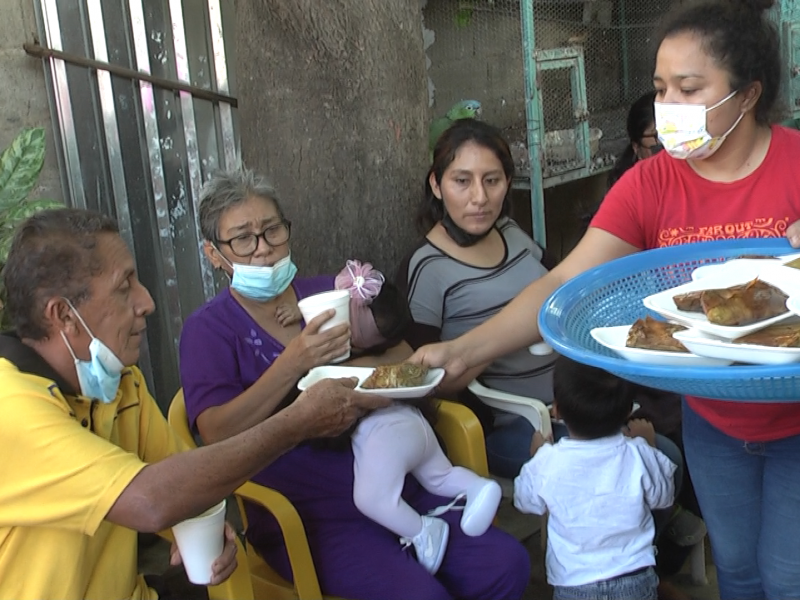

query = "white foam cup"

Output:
[[297, 289, 351, 362], [171, 500, 226, 585]]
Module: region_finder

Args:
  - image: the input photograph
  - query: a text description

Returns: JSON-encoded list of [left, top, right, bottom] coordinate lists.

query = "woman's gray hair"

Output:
[[198, 168, 285, 241]]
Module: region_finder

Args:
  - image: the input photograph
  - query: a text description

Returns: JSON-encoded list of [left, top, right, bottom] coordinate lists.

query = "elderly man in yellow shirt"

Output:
[[0, 208, 388, 600]]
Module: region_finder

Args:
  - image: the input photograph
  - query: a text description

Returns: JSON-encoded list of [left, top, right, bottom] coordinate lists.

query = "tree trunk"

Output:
[[237, 1, 430, 278]]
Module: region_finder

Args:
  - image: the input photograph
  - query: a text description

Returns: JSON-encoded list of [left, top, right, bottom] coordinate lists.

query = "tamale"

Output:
[[702, 279, 788, 326], [673, 290, 705, 312], [361, 363, 429, 389], [673, 281, 753, 313], [733, 323, 800, 347], [626, 316, 689, 353], [783, 257, 800, 270]]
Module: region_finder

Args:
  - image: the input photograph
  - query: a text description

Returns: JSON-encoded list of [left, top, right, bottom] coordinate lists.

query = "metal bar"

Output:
[[23, 42, 238, 107], [521, 0, 547, 246], [84, 0, 155, 391], [37, 0, 85, 207], [85, 3, 134, 252], [538, 58, 577, 70], [542, 164, 612, 189], [129, 0, 185, 355], [208, 0, 238, 170], [571, 49, 590, 166], [168, 0, 216, 300]]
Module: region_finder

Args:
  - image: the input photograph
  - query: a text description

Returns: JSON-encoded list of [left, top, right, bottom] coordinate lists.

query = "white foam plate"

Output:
[[788, 296, 800, 318], [643, 266, 800, 340], [673, 327, 800, 365], [589, 325, 733, 367], [297, 365, 445, 399], [691, 252, 800, 281]]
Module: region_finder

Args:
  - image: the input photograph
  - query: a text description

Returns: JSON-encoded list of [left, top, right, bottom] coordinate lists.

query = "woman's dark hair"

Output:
[[3, 208, 119, 340], [655, 0, 781, 124], [606, 91, 657, 190], [416, 119, 515, 234], [553, 356, 634, 439]]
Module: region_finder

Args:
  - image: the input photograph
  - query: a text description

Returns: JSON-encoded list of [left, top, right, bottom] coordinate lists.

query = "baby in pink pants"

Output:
[[283, 260, 502, 574], [339, 260, 502, 575]]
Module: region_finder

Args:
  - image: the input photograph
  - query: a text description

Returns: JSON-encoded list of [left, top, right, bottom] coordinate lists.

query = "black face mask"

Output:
[[441, 211, 494, 247]]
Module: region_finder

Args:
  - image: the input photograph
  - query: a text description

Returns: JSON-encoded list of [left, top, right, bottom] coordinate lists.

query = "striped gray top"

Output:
[[400, 218, 556, 403]]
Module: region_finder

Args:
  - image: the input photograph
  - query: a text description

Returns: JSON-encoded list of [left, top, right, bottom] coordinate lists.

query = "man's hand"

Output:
[[275, 303, 303, 327], [408, 340, 469, 390], [623, 418, 656, 447], [288, 377, 391, 438], [169, 522, 239, 585], [283, 309, 351, 374], [787, 220, 800, 248]]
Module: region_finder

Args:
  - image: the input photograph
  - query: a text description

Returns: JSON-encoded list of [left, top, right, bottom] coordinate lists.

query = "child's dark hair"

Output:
[[655, 0, 780, 124], [366, 281, 412, 352], [554, 356, 634, 439]]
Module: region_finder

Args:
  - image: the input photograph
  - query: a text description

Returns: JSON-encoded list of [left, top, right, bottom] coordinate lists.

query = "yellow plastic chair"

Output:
[[168, 390, 491, 599], [168, 390, 324, 599]]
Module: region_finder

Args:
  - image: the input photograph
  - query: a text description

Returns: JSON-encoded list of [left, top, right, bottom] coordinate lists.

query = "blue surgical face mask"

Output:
[[220, 252, 298, 301], [60, 300, 124, 403]]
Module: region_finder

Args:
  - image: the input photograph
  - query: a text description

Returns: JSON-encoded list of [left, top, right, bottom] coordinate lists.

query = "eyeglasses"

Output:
[[216, 220, 292, 257]]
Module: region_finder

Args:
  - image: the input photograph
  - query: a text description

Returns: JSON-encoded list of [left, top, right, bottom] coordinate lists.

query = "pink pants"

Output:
[[351, 403, 485, 538]]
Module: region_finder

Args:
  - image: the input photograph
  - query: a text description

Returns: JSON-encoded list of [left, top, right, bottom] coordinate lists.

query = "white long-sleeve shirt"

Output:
[[514, 433, 676, 587]]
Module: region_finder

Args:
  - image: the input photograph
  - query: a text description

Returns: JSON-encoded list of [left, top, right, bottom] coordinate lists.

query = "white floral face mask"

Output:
[[654, 90, 743, 160]]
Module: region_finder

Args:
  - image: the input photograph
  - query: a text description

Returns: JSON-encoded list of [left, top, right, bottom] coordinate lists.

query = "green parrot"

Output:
[[429, 100, 482, 155]]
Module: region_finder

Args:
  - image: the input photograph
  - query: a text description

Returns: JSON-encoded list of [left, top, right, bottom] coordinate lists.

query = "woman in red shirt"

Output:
[[413, 1, 800, 598]]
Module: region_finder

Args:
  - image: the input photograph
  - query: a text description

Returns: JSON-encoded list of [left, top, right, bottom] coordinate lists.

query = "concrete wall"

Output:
[[0, 0, 63, 202]]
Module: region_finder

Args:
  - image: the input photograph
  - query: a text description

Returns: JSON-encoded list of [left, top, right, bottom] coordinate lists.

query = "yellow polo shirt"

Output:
[[0, 352, 188, 600]]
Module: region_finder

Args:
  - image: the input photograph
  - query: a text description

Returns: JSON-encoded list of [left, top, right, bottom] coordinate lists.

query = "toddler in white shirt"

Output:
[[514, 356, 676, 600]]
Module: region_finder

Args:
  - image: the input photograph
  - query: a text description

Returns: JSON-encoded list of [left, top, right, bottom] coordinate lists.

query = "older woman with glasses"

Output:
[[178, 169, 530, 600]]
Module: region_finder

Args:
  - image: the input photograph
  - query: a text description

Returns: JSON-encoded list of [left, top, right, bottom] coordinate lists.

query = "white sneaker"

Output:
[[401, 515, 449, 574], [460, 479, 502, 537]]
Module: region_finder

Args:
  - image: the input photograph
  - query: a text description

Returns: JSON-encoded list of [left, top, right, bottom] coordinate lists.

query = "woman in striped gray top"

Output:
[[396, 119, 557, 478]]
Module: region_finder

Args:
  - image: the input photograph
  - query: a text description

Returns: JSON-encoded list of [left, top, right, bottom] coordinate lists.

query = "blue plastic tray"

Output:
[[539, 238, 800, 402]]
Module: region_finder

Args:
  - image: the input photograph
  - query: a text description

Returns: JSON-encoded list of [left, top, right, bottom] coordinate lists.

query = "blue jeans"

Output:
[[485, 416, 535, 478], [682, 399, 800, 600], [553, 566, 658, 600]]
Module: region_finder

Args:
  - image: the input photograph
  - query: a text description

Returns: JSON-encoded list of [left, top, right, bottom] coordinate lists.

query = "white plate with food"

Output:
[[691, 252, 800, 281], [642, 268, 800, 340], [297, 364, 445, 400], [589, 322, 732, 367], [673, 324, 800, 365]]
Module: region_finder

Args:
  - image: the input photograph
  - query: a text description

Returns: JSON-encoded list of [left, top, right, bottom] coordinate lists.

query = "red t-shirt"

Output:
[[592, 125, 800, 441]]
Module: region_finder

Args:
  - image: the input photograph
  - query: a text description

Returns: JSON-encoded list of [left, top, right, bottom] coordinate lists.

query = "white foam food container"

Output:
[[297, 365, 445, 400], [691, 252, 800, 281], [672, 327, 800, 366], [643, 266, 800, 340], [589, 325, 733, 367]]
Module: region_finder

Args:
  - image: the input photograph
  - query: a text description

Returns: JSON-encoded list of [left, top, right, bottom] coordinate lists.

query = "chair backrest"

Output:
[[434, 399, 490, 477], [167, 389, 326, 600], [168, 389, 197, 449]]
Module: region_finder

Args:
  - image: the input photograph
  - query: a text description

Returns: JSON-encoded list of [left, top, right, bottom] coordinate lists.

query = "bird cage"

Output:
[[423, 0, 797, 245], [422, 0, 676, 244]]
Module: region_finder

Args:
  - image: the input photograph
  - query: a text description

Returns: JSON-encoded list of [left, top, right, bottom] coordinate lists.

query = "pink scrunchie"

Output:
[[335, 260, 386, 350], [335, 260, 385, 306]]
